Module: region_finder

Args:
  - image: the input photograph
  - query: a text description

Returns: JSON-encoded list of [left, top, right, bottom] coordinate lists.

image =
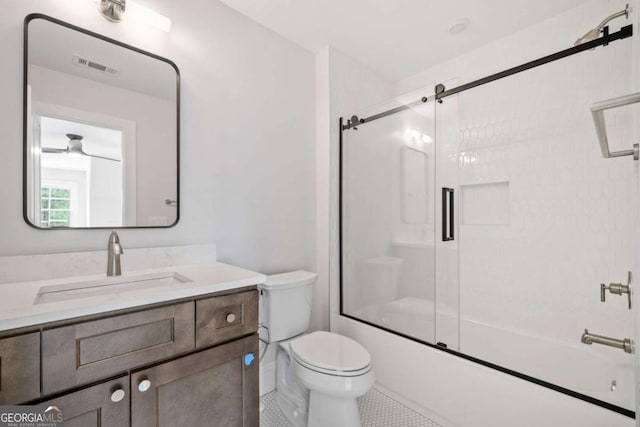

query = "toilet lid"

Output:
[[290, 331, 371, 372]]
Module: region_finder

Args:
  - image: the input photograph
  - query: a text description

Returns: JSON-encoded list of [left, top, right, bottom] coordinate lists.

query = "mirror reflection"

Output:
[[24, 16, 179, 228]]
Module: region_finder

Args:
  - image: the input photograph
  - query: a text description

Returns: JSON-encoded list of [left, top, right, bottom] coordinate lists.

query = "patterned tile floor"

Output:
[[260, 387, 442, 427]]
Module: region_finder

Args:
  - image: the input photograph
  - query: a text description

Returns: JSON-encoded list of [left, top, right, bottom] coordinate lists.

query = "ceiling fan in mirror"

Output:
[[41, 133, 121, 162]]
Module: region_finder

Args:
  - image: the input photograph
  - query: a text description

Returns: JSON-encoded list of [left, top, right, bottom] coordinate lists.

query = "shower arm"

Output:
[[595, 6, 630, 32]]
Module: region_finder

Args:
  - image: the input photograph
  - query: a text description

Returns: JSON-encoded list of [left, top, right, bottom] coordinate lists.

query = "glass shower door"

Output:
[[341, 100, 438, 343], [440, 47, 638, 413]]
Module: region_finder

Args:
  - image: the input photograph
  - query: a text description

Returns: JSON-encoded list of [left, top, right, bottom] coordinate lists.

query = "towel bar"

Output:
[[591, 92, 640, 160]]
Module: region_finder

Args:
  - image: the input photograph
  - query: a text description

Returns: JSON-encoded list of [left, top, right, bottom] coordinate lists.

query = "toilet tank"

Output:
[[259, 270, 317, 343]]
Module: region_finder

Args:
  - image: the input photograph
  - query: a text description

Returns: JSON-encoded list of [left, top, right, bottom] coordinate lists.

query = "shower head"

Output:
[[574, 28, 602, 46], [574, 4, 630, 46]]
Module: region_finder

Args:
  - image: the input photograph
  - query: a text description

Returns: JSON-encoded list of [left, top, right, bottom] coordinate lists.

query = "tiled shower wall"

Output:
[[436, 0, 637, 409], [455, 51, 635, 343]]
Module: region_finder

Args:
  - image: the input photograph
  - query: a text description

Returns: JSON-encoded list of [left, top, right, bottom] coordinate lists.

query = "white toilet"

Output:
[[259, 271, 374, 427]]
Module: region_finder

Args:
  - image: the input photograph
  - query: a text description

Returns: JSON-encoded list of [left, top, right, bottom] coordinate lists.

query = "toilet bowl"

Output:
[[259, 271, 374, 427], [290, 331, 374, 427]]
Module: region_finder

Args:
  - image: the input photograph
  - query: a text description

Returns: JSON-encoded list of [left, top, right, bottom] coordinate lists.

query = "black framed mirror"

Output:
[[23, 14, 180, 229]]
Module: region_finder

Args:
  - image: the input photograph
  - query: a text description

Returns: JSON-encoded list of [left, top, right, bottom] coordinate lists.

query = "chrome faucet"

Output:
[[107, 231, 124, 276]]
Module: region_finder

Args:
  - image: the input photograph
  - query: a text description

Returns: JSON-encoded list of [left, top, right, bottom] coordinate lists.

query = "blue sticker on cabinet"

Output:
[[244, 353, 255, 366]]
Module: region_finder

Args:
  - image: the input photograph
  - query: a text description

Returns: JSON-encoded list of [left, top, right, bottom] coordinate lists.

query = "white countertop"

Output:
[[0, 262, 266, 332]]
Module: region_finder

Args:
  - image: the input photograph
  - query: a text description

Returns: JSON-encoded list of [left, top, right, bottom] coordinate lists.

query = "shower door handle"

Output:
[[442, 187, 454, 241]]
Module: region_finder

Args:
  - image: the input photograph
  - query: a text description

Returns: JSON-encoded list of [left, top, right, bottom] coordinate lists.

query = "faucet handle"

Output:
[[600, 271, 632, 309]]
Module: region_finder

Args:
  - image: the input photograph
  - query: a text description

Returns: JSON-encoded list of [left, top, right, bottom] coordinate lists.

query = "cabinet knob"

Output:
[[226, 312, 237, 323], [111, 388, 125, 402], [138, 378, 152, 392]]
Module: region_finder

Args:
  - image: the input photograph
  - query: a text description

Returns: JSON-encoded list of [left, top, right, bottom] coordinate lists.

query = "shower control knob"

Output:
[[600, 271, 632, 309], [226, 313, 236, 323]]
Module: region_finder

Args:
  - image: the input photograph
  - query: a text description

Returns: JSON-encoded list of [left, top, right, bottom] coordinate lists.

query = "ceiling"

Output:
[[220, 0, 591, 82], [29, 17, 176, 101]]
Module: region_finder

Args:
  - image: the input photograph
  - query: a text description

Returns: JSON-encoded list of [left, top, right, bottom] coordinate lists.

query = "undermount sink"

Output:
[[34, 272, 192, 305]]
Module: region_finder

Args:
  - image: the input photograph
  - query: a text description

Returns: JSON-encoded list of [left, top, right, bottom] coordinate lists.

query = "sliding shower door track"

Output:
[[341, 24, 633, 131], [339, 313, 635, 419]]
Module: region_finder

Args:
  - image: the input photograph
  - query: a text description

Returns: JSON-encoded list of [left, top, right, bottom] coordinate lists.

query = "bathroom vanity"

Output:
[[0, 261, 263, 426], [10, 11, 265, 424]]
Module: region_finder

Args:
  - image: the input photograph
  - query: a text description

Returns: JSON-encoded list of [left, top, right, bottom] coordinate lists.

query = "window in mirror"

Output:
[[40, 186, 72, 227]]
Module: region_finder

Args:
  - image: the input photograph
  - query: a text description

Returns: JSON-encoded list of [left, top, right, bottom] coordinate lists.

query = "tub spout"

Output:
[[580, 329, 632, 354]]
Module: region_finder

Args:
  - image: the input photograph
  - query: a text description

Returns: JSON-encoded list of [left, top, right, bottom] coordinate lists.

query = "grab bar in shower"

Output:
[[591, 92, 640, 160]]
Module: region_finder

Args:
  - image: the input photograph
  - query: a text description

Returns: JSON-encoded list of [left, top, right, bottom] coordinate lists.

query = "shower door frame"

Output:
[[338, 23, 635, 419]]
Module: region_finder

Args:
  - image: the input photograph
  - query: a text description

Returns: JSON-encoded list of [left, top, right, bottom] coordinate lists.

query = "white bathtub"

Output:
[[352, 297, 634, 410]]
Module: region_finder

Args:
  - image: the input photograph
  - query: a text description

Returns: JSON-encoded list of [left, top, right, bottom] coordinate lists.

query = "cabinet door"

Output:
[[0, 332, 40, 404], [131, 335, 258, 427], [40, 376, 129, 427]]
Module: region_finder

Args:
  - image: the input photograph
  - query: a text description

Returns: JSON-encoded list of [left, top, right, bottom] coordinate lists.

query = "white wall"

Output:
[[313, 47, 331, 332], [0, 0, 316, 276], [314, 47, 392, 332], [89, 156, 122, 227], [314, 46, 393, 330], [325, 0, 638, 424]]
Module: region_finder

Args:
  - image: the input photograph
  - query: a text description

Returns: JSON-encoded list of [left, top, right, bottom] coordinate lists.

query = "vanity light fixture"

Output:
[[96, 0, 172, 32], [97, 0, 126, 23]]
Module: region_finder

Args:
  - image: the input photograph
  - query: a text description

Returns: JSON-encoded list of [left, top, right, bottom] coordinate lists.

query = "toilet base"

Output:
[[307, 390, 361, 427]]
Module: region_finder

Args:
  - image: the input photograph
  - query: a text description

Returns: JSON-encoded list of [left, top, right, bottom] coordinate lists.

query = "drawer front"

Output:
[[42, 302, 194, 395], [41, 376, 129, 427], [0, 332, 40, 404], [196, 290, 258, 347]]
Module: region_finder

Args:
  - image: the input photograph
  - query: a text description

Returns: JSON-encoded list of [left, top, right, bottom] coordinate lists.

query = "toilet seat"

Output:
[[290, 331, 372, 377]]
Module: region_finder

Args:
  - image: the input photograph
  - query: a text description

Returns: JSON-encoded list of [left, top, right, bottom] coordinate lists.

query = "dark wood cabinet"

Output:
[[42, 302, 195, 395], [0, 332, 40, 404], [2, 286, 258, 426], [40, 376, 130, 427], [132, 335, 259, 427], [196, 290, 258, 347]]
